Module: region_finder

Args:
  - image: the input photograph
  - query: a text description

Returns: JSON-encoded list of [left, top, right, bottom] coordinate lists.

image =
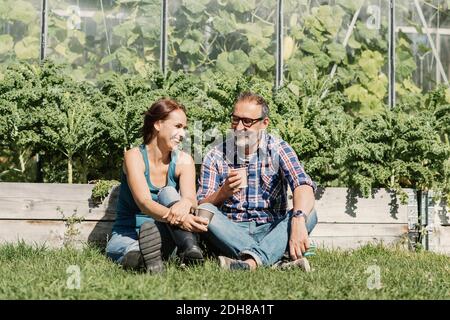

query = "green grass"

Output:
[[0, 242, 449, 299]]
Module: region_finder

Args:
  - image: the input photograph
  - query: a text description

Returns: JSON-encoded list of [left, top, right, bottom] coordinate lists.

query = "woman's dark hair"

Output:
[[142, 98, 186, 144]]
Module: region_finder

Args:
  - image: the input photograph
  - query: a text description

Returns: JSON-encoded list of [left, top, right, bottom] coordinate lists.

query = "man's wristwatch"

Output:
[[292, 210, 307, 220]]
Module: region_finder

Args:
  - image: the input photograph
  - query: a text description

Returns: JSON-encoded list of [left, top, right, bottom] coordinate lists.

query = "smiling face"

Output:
[[232, 100, 269, 152], [154, 109, 188, 151]]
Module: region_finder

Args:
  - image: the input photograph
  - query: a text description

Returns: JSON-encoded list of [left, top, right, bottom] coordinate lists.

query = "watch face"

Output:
[[294, 210, 305, 217]]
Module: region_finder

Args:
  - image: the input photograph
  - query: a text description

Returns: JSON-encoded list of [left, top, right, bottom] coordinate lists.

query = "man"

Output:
[[197, 92, 318, 271]]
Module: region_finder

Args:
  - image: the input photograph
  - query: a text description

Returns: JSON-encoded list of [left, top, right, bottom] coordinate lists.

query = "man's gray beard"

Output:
[[222, 129, 264, 165]]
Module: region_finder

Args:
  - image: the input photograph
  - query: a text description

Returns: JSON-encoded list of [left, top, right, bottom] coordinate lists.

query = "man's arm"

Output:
[[292, 184, 315, 217], [197, 151, 242, 207], [276, 140, 317, 260], [199, 170, 241, 206], [289, 185, 315, 260], [199, 188, 228, 207]]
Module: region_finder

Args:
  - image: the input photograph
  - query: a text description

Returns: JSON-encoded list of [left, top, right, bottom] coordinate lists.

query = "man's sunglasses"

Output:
[[230, 114, 264, 128]]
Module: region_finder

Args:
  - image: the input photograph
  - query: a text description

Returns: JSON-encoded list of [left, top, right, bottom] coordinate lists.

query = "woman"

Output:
[[106, 98, 208, 273]]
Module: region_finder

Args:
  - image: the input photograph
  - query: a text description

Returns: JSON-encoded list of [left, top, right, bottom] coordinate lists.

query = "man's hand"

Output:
[[218, 170, 242, 199], [289, 217, 310, 260], [199, 170, 243, 207]]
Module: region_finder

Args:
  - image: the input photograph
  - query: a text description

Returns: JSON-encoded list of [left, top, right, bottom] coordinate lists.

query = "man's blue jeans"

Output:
[[199, 202, 318, 267]]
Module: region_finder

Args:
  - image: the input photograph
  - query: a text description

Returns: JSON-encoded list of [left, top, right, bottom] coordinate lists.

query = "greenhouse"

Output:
[[1, 1, 450, 89], [0, 0, 449, 300]]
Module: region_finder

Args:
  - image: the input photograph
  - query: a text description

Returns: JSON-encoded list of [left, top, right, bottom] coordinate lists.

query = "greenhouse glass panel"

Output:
[[395, 0, 450, 97], [0, 0, 41, 67], [168, 0, 276, 80], [47, 0, 161, 81], [440, 33, 450, 83], [284, 0, 390, 115]]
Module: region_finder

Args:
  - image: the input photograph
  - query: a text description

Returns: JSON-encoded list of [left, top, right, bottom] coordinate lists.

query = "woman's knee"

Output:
[[105, 233, 138, 262]]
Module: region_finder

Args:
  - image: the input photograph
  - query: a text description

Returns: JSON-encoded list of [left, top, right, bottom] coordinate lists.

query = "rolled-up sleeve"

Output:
[[277, 140, 317, 193], [197, 151, 220, 201]]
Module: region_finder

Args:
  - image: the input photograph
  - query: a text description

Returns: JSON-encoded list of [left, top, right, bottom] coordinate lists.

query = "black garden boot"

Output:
[[167, 226, 204, 265], [138, 222, 165, 273]]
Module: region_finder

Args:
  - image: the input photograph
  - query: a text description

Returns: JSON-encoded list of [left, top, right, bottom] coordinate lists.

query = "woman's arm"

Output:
[[176, 151, 198, 208], [123, 148, 170, 222], [173, 151, 208, 232]]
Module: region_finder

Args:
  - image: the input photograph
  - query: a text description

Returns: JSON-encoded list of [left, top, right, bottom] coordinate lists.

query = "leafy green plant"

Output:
[[47, 0, 161, 81], [34, 61, 108, 183], [91, 179, 120, 205], [0, 61, 112, 183], [0, 0, 40, 65], [57, 206, 85, 247], [0, 62, 41, 181], [271, 74, 355, 188], [169, 0, 276, 80], [98, 72, 154, 153], [282, 0, 431, 116], [0, 60, 448, 205]]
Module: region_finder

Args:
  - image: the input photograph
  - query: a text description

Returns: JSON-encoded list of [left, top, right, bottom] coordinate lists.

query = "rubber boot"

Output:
[[167, 225, 204, 265], [139, 222, 165, 273]]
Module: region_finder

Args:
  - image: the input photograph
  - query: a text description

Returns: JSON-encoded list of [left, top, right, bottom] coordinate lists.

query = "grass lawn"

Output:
[[0, 242, 448, 300]]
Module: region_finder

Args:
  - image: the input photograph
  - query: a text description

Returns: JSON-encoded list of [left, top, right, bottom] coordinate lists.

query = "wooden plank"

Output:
[[0, 220, 65, 248], [288, 187, 412, 224], [427, 197, 450, 255], [0, 197, 116, 220], [0, 185, 119, 220], [310, 223, 408, 238], [0, 182, 95, 199], [0, 183, 412, 224], [429, 194, 449, 226], [0, 220, 113, 248], [309, 222, 408, 250], [309, 236, 405, 250], [428, 225, 450, 256]]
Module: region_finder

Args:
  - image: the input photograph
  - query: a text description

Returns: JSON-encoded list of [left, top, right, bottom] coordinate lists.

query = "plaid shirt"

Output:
[[197, 133, 316, 223]]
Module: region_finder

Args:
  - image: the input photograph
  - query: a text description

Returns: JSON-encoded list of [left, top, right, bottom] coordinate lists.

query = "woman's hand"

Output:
[[179, 214, 209, 233], [163, 198, 192, 225]]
